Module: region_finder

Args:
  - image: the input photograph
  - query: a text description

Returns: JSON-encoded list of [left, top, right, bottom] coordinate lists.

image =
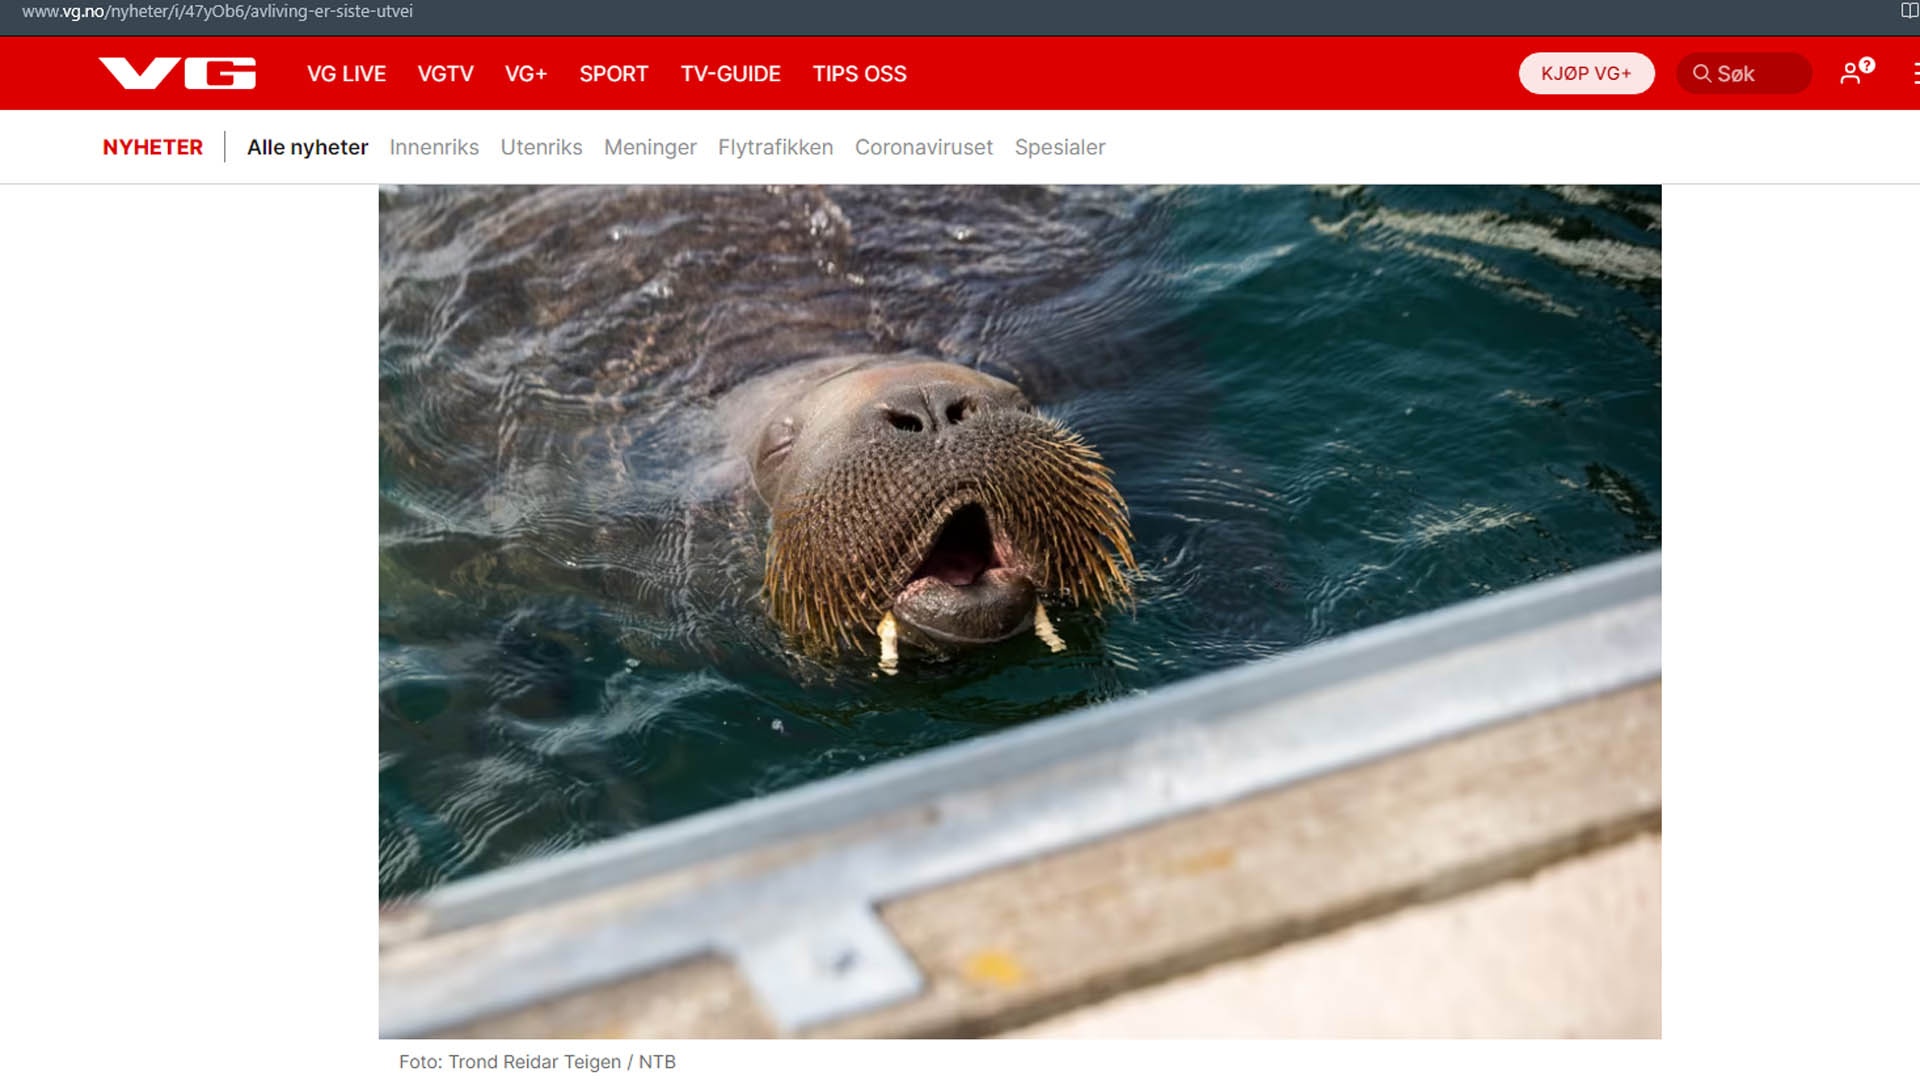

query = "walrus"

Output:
[[719, 352, 1136, 667], [380, 186, 1155, 680]]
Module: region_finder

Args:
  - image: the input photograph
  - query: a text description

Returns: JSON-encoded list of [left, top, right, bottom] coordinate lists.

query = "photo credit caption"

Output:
[[398, 1053, 677, 1074]]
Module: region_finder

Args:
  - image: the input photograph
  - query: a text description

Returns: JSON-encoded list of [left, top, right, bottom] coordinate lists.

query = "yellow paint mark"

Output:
[[961, 949, 1028, 989], [1172, 847, 1237, 875]]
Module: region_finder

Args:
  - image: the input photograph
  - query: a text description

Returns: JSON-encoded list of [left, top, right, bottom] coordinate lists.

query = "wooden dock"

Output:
[[381, 554, 1661, 1039]]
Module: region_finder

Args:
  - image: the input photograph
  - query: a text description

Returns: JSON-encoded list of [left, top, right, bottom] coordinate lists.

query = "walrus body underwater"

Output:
[[380, 186, 1148, 678]]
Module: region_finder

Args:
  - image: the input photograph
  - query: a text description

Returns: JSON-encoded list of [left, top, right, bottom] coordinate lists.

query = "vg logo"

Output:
[[99, 57, 257, 91]]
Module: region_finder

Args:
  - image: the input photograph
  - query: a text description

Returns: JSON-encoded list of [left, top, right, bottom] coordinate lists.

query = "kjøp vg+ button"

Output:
[[1519, 53, 1655, 95]]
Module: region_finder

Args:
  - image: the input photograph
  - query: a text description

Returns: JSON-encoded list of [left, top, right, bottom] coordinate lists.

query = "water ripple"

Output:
[[377, 185, 1661, 900]]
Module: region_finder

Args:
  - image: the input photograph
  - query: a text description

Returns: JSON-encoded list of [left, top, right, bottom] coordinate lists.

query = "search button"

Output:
[[1677, 53, 1812, 94], [1519, 52, 1654, 95]]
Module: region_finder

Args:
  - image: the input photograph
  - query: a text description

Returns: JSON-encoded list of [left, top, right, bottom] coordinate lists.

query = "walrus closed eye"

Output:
[[734, 355, 1135, 665]]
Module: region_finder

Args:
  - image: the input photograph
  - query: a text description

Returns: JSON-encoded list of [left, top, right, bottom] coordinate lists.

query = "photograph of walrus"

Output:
[[380, 185, 1662, 1038]]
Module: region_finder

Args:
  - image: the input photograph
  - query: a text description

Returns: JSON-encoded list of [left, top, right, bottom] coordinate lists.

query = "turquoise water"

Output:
[[378, 185, 1661, 900]]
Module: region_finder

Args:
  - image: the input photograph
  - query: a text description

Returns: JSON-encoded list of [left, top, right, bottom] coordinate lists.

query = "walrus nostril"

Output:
[[881, 384, 983, 435], [920, 384, 977, 432]]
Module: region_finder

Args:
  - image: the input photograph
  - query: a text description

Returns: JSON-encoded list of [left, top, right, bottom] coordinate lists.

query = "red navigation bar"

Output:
[[4, 37, 1916, 110]]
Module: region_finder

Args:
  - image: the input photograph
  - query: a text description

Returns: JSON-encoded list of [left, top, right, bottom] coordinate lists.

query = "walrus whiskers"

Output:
[[764, 408, 1133, 655]]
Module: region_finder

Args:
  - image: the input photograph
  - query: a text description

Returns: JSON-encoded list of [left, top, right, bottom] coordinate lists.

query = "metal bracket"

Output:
[[728, 905, 924, 1031]]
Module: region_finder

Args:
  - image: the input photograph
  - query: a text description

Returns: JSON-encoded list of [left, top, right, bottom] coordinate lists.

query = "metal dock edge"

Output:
[[380, 551, 1661, 1037]]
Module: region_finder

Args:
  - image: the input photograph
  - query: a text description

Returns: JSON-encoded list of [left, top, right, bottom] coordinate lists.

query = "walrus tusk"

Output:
[[877, 612, 900, 674], [1033, 601, 1066, 653]]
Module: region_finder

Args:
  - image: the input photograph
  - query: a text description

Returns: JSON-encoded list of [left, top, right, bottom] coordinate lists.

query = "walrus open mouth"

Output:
[[903, 504, 1002, 591], [882, 502, 1043, 657], [763, 410, 1135, 659]]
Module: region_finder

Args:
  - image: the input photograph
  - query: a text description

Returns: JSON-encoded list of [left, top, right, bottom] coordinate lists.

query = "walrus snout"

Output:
[[741, 354, 1135, 659], [891, 504, 1038, 647]]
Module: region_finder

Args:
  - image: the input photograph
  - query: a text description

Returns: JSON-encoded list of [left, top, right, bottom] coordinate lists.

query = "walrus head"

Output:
[[745, 356, 1134, 658]]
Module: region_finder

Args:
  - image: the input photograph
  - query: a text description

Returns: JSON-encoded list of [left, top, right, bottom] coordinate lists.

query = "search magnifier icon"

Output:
[[1692, 63, 1711, 81]]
